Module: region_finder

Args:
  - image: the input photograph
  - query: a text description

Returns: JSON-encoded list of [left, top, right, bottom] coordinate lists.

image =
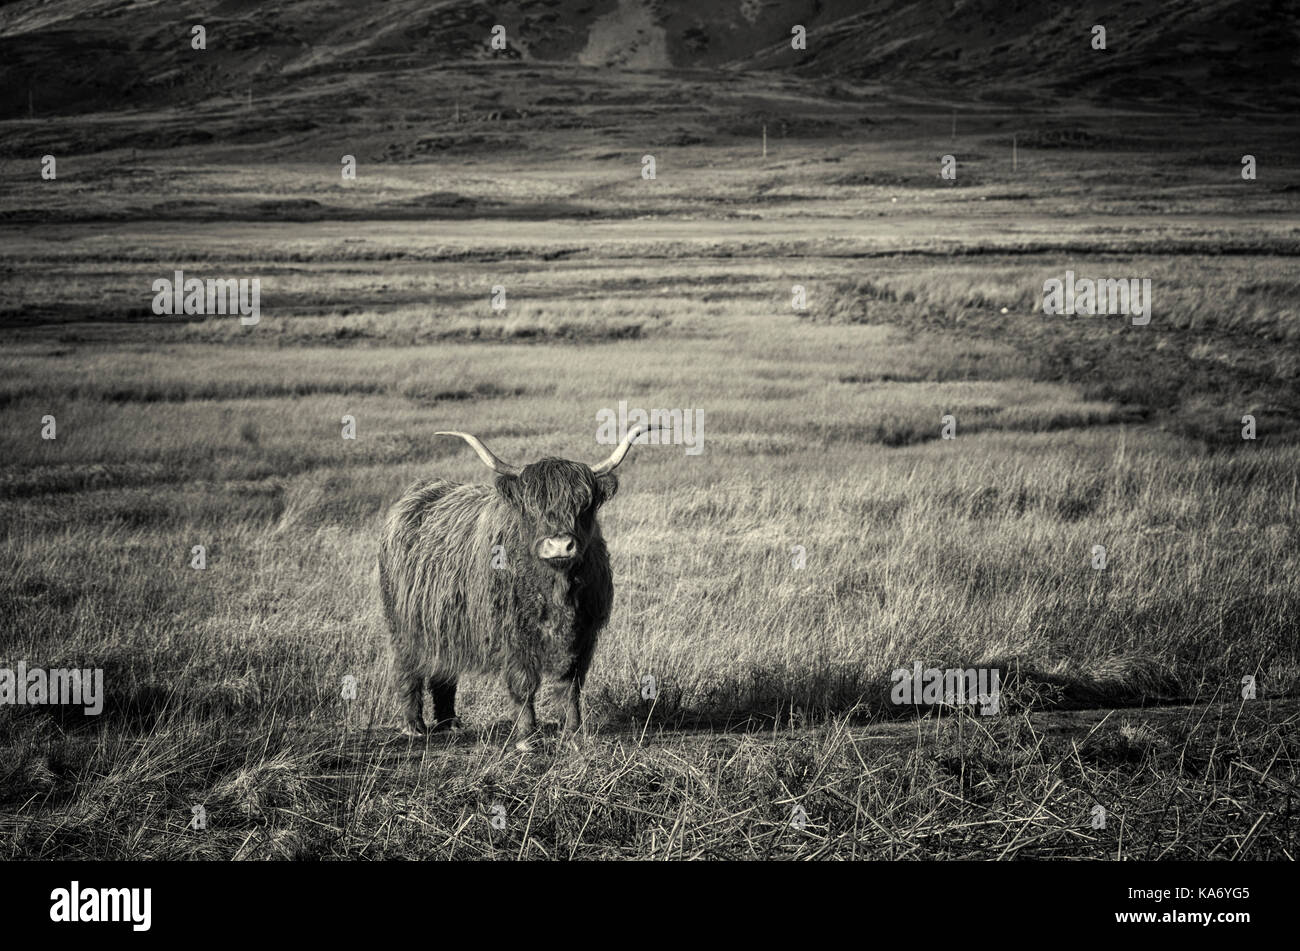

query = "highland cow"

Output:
[[378, 424, 659, 744]]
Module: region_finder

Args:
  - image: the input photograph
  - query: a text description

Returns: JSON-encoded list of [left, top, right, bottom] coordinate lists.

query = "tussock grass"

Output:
[[2, 129, 1297, 858], [3, 700, 1294, 859]]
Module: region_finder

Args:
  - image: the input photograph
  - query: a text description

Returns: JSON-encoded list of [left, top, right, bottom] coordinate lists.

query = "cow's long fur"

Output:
[[379, 458, 616, 737]]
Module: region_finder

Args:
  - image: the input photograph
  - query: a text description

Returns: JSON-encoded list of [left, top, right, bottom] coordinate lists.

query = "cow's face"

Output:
[[497, 458, 618, 570]]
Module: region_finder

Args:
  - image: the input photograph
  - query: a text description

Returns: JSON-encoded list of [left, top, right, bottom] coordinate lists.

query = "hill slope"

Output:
[[1, 0, 1296, 120]]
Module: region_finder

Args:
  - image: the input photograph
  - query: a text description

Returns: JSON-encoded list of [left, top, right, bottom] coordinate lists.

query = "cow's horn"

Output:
[[590, 424, 662, 475], [435, 431, 522, 476]]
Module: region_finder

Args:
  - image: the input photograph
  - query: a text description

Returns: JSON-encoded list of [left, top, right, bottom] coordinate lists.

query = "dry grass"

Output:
[[2, 120, 1298, 859], [4, 698, 1295, 859]]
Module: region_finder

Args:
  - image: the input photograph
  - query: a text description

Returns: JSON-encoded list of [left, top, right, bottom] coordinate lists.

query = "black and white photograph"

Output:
[[0, 0, 1296, 930]]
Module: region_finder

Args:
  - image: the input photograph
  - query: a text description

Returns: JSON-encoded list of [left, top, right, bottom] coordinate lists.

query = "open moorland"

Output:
[[1, 1, 1298, 857]]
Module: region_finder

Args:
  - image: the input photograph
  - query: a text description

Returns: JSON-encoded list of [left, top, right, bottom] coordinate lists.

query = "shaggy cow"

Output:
[[378, 424, 658, 742]]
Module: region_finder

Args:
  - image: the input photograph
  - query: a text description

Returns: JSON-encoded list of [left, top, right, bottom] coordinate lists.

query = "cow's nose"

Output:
[[537, 535, 578, 561]]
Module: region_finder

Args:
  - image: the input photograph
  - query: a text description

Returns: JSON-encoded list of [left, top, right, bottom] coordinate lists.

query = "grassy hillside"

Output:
[[2, 0, 1297, 120]]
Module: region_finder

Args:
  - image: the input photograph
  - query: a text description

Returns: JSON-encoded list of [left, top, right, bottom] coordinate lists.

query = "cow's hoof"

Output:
[[514, 737, 534, 752], [401, 721, 427, 738], [431, 717, 462, 734]]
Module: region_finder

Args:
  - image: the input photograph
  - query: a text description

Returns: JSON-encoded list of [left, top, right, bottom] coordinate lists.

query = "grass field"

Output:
[[2, 112, 1298, 858]]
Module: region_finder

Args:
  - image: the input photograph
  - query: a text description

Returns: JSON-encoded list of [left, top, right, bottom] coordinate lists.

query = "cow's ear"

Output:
[[495, 473, 520, 504], [595, 473, 619, 506]]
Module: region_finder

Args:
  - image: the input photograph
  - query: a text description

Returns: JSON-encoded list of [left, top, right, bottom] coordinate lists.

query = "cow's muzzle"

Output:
[[536, 534, 579, 565]]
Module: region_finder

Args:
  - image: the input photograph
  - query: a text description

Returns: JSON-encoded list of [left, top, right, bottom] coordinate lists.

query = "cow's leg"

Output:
[[505, 662, 539, 747], [397, 667, 426, 736], [556, 644, 594, 736], [557, 675, 583, 735], [429, 676, 460, 732]]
